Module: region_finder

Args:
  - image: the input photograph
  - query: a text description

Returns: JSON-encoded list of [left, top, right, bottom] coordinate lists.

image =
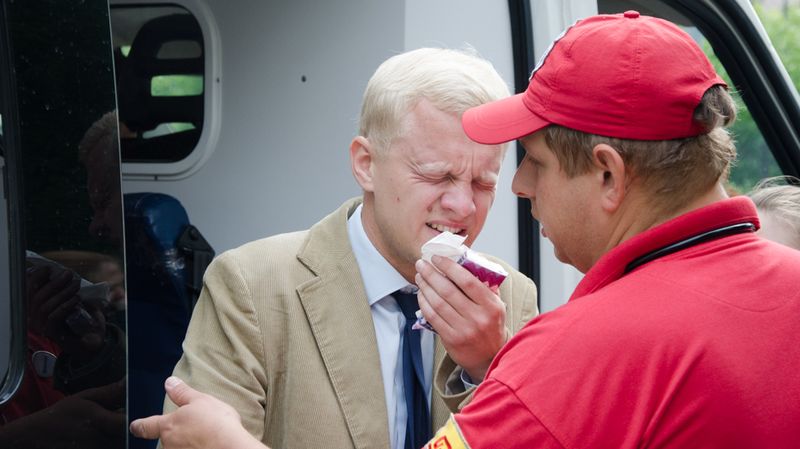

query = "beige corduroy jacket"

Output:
[[164, 198, 538, 449]]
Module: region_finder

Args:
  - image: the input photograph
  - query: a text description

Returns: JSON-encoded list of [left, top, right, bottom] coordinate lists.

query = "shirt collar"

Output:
[[571, 196, 760, 301], [347, 204, 413, 306]]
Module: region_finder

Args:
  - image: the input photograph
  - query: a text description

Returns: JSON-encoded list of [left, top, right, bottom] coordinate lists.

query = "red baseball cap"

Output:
[[463, 11, 727, 144]]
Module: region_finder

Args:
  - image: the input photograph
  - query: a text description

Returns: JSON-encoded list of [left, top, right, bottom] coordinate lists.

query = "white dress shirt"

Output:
[[347, 204, 434, 449]]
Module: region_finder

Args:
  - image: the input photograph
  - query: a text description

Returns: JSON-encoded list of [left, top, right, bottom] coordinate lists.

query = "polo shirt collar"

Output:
[[571, 196, 760, 301]]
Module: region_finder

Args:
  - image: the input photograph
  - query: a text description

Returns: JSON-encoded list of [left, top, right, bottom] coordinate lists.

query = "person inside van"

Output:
[[131, 12, 800, 449], [0, 113, 127, 449], [157, 47, 537, 449], [748, 176, 800, 250]]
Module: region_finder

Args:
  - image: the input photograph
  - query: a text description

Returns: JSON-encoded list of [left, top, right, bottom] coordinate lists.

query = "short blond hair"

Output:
[[359, 47, 510, 153], [79, 111, 119, 163], [749, 176, 800, 236], [543, 86, 737, 214]]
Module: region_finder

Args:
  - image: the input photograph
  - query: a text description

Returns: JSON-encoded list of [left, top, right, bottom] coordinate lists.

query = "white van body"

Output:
[[1, 1, 797, 446]]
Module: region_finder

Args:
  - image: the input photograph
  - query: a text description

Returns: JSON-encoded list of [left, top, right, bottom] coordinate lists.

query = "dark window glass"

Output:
[[111, 4, 205, 163], [0, 153, 9, 389], [0, 2, 127, 448]]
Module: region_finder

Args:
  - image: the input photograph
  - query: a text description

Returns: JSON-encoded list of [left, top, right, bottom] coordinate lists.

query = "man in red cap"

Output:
[[129, 12, 800, 449], [414, 10, 800, 448]]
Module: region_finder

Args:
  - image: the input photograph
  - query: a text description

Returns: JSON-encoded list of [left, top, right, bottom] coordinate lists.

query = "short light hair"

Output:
[[79, 111, 119, 163], [749, 176, 800, 236], [543, 86, 737, 215], [359, 47, 510, 153]]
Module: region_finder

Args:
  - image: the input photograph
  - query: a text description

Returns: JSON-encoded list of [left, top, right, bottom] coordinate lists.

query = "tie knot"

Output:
[[394, 290, 419, 321]]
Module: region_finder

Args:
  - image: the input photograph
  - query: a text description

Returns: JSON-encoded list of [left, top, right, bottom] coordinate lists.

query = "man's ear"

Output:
[[592, 143, 627, 213], [350, 136, 376, 192]]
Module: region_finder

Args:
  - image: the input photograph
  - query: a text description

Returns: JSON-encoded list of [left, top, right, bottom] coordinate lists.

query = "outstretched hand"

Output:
[[130, 377, 265, 449], [415, 256, 507, 382]]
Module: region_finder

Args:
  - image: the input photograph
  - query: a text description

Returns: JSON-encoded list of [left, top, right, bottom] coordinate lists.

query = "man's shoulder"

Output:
[[201, 230, 315, 285], [200, 229, 322, 305]]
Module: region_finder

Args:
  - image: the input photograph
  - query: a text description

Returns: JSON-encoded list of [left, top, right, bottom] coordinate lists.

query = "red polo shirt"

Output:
[[0, 333, 64, 424], [434, 197, 800, 448]]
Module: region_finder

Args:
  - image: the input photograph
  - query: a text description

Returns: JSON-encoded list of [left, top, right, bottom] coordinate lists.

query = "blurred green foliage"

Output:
[[147, 75, 202, 135], [150, 74, 203, 97], [702, 2, 800, 194]]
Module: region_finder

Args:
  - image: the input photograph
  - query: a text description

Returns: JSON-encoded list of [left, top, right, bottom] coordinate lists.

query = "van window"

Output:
[[705, 42, 783, 193], [754, 2, 800, 87], [111, 4, 205, 163], [744, 1, 800, 187]]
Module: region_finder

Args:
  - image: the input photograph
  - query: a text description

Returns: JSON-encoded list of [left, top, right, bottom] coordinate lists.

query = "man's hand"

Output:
[[27, 266, 81, 337], [27, 266, 106, 359], [415, 256, 507, 382], [130, 377, 264, 449]]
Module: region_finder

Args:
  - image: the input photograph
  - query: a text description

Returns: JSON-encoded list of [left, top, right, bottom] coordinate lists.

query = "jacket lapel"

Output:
[[297, 199, 391, 449]]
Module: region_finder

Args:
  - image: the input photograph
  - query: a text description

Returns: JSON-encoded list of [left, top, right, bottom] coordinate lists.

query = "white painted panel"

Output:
[[405, 0, 518, 267]]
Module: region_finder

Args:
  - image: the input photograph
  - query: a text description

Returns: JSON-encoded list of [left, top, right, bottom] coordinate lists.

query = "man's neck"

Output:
[[600, 182, 730, 266]]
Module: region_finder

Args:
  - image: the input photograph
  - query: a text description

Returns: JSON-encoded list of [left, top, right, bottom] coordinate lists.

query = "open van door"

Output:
[[0, 1, 127, 447]]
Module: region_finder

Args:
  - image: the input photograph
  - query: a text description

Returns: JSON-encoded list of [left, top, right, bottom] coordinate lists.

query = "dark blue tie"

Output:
[[394, 290, 431, 449]]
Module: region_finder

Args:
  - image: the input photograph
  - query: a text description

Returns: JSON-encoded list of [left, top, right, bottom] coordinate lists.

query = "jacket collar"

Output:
[[296, 198, 391, 449], [296, 197, 449, 447]]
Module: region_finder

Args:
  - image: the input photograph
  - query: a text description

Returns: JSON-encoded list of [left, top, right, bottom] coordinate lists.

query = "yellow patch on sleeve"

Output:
[[424, 415, 470, 449]]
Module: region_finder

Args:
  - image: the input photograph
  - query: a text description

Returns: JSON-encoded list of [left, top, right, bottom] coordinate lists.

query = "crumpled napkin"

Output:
[[421, 232, 508, 287], [414, 232, 509, 332], [26, 250, 109, 334]]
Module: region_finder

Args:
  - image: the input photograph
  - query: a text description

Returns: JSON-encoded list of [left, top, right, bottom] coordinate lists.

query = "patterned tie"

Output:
[[394, 290, 431, 449]]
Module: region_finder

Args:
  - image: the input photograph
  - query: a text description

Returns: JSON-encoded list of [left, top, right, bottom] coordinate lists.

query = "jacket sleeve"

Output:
[[433, 263, 538, 412], [162, 250, 270, 441]]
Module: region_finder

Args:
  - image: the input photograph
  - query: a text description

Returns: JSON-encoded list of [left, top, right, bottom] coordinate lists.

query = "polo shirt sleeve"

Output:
[[446, 378, 565, 449]]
